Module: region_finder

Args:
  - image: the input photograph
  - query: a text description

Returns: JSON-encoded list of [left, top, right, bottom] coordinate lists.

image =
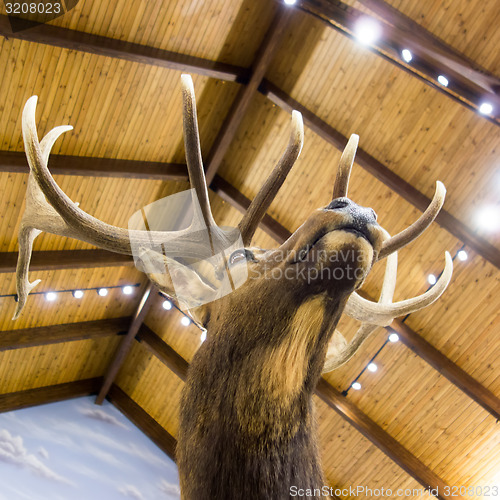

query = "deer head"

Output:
[[14, 75, 451, 375]]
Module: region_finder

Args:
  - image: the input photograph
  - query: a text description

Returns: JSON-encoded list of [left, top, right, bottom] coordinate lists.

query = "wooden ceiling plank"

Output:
[[297, 0, 500, 123], [260, 80, 500, 269], [0, 15, 247, 82], [204, 7, 293, 183], [389, 321, 500, 420], [0, 249, 134, 273], [96, 284, 155, 404], [0, 317, 130, 352], [0, 377, 102, 413], [107, 383, 177, 462]]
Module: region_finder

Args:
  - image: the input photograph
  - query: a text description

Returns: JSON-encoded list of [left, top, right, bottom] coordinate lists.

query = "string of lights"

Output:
[[342, 244, 467, 395], [0, 283, 141, 302]]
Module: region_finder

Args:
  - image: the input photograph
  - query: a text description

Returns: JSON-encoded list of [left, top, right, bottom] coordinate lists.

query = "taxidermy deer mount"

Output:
[[14, 74, 452, 499]]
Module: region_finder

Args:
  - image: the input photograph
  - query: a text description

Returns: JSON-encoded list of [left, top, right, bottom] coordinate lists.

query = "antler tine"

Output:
[[181, 74, 216, 230], [322, 241, 397, 373], [345, 251, 453, 326], [332, 134, 358, 199], [238, 110, 304, 246], [377, 181, 446, 260]]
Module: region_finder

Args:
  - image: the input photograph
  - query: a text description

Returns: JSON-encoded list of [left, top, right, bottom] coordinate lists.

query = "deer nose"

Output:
[[326, 198, 378, 224]]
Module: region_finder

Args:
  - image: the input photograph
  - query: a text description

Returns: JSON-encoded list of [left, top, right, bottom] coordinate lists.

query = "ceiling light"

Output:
[[479, 103, 493, 115], [351, 382, 362, 390], [162, 300, 172, 310], [72, 290, 84, 299], [474, 205, 500, 231], [122, 285, 133, 295], [401, 49, 412, 62], [457, 250, 468, 261], [181, 316, 191, 326], [437, 75, 449, 87], [283, 0, 296, 4], [367, 362, 378, 372], [45, 292, 57, 302], [388, 332, 399, 343], [98, 288, 108, 297], [354, 17, 381, 45], [427, 274, 437, 285], [200, 331, 207, 342]]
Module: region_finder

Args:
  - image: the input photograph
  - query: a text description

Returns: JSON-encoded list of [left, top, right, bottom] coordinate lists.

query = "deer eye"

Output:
[[229, 249, 248, 266]]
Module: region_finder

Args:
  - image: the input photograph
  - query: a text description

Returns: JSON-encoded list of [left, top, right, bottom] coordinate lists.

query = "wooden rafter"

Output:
[[0, 317, 130, 352], [0, 378, 102, 413], [260, 80, 500, 270], [136, 326, 461, 500], [0, 15, 247, 82], [296, 0, 500, 124], [107, 384, 177, 462], [0, 249, 133, 273], [96, 284, 155, 405], [204, 7, 293, 183]]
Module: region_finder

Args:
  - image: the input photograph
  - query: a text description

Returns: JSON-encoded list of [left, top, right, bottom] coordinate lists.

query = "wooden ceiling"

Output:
[[0, 1, 499, 498]]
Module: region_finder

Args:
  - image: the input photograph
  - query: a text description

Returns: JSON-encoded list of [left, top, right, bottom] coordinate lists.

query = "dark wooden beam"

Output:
[[136, 324, 189, 382], [0, 377, 102, 413], [0, 317, 130, 352], [204, 8, 293, 183], [0, 15, 247, 82], [96, 284, 155, 404], [0, 151, 188, 181], [211, 174, 291, 242], [297, 0, 500, 124], [0, 249, 134, 273], [137, 326, 458, 499], [260, 80, 500, 270], [316, 379, 463, 500], [389, 322, 500, 420], [107, 383, 177, 462]]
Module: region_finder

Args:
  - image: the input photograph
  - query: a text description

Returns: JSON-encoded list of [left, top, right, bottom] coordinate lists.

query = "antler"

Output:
[[238, 111, 304, 246]]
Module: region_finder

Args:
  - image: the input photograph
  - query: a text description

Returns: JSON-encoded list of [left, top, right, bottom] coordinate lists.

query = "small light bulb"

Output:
[[162, 300, 172, 310], [437, 75, 448, 86], [427, 274, 437, 285], [479, 103, 493, 115], [401, 49, 412, 62], [200, 331, 207, 342], [122, 285, 133, 295], [72, 290, 84, 299], [389, 332, 399, 343], [181, 316, 191, 326], [354, 17, 381, 45], [351, 382, 362, 390], [45, 292, 57, 302], [457, 250, 468, 261], [367, 362, 378, 372], [283, 0, 296, 4], [475, 205, 500, 231], [98, 288, 108, 297]]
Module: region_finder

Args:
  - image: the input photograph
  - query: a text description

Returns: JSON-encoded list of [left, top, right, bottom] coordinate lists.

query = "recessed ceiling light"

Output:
[[388, 332, 399, 343], [45, 292, 57, 302], [367, 362, 378, 372], [351, 382, 362, 390], [457, 250, 468, 261], [200, 331, 207, 342], [181, 316, 191, 326], [401, 49, 412, 62], [479, 103, 493, 115], [427, 274, 437, 285], [162, 300, 172, 310], [122, 285, 133, 295], [474, 205, 500, 231], [437, 75, 449, 86], [354, 17, 381, 45], [283, 0, 296, 4], [98, 288, 108, 297], [72, 290, 84, 299]]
